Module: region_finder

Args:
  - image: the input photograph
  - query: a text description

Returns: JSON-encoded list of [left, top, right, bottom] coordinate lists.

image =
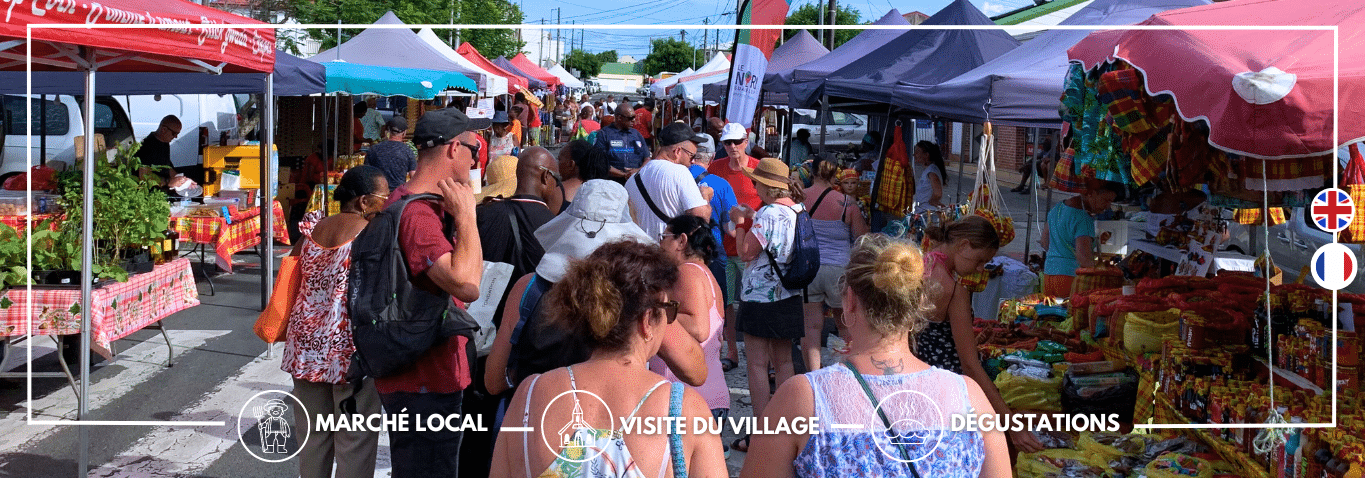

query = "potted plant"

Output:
[[54, 142, 169, 282]]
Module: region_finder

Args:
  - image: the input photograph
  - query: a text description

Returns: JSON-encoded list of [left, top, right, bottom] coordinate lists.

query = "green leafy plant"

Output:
[[53, 142, 167, 282]]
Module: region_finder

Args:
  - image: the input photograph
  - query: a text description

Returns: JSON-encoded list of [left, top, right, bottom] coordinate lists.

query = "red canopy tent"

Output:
[[509, 53, 561, 87], [1068, 0, 1365, 159], [1, 4, 272, 469], [0, 0, 273, 73], [456, 42, 529, 92]]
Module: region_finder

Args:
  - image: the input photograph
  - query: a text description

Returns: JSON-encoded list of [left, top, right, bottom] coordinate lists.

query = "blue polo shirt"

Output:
[[594, 125, 650, 170], [690, 164, 737, 249]]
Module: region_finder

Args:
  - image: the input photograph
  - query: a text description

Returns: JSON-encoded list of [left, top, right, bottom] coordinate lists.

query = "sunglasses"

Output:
[[655, 300, 680, 324], [723, 139, 745, 146], [538, 165, 563, 183], [367, 192, 389, 201], [458, 141, 480, 158], [658, 232, 680, 242]]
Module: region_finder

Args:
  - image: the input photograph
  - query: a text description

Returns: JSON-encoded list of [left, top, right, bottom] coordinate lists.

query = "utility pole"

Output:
[[816, 0, 824, 46], [540, 19, 546, 65], [703, 18, 709, 59], [554, 7, 561, 65], [826, 0, 837, 50], [680, 30, 686, 43]]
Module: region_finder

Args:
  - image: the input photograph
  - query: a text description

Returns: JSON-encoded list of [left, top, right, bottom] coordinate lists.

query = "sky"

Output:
[[517, 0, 1030, 59]]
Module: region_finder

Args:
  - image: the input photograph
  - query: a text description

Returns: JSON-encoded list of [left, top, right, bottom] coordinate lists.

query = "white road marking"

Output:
[[0, 330, 231, 452], [88, 350, 291, 477]]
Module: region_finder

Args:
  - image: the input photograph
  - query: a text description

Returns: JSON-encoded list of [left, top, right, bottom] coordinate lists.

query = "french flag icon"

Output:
[[1312, 243, 1358, 291]]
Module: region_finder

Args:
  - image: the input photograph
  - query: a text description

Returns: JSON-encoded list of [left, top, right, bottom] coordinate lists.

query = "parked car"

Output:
[[1269, 204, 1365, 293], [0, 94, 135, 176], [791, 108, 868, 149], [117, 94, 239, 170]]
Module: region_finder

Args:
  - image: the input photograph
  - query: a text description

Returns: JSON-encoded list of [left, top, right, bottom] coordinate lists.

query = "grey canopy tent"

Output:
[[890, 0, 1211, 126], [820, 0, 1021, 111], [784, 10, 910, 109]]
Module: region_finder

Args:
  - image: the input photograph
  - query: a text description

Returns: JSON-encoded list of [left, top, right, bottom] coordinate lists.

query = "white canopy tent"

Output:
[[668, 53, 731, 105], [546, 63, 585, 88], [417, 27, 509, 95], [650, 67, 694, 97]]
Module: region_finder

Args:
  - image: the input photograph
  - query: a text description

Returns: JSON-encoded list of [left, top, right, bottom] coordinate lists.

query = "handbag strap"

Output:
[[810, 187, 835, 213], [668, 381, 688, 478], [635, 172, 670, 222], [843, 360, 922, 478]]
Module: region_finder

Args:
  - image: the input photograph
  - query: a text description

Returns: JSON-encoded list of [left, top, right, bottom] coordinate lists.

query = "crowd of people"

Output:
[[270, 93, 1138, 478]]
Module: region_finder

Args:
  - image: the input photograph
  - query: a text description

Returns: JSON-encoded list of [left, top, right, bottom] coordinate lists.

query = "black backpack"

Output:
[[507, 274, 590, 386], [764, 204, 821, 290], [346, 193, 479, 381]]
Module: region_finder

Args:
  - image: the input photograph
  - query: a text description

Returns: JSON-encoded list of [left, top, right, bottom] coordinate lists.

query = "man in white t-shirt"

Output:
[[626, 122, 712, 238]]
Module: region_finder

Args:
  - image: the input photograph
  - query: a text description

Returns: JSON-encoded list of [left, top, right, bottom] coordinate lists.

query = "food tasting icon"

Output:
[[1311, 188, 1354, 233], [869, 390, 946, 463]]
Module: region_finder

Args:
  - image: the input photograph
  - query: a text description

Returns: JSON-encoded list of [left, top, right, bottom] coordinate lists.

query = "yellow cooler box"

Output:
[[203, 144, 276, 195]]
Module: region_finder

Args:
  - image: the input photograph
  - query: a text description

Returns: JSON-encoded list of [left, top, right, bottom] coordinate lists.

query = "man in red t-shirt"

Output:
[[706, 122, 760, 367], [379, 107, 489, 478], [633, 101, 654, 145]]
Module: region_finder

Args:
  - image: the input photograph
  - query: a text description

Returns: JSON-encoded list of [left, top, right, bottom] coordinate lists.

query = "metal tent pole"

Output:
[[78, 51, 96, 478], [818, 94, 829, 158], [1025, 128, 1039, 260], [261, 75, 275, 322]]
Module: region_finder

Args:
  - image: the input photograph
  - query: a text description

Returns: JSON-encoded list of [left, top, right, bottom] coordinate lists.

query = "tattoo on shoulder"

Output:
[[870, 355, 905, 375]]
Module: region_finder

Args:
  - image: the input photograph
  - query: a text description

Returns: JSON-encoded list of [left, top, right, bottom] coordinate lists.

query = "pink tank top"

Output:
[[649, 262, 729, 410]]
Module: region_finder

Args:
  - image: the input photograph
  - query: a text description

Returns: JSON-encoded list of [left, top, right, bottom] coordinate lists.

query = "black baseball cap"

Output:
[[413, 108, 492, 150], [384, 116, 407, 133], [658, 122, 707, 147]]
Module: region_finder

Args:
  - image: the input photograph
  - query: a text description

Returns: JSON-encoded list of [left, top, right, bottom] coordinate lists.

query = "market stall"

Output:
[[416, 28, 511, 95], [311, 11, 488, 95], [169, 201, 289, 294]]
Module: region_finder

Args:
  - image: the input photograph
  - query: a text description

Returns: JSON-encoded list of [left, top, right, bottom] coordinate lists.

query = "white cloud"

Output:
[[981, 1, 1011, 15]]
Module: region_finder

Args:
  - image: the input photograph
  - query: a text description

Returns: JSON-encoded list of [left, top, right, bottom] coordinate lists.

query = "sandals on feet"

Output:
[[731, 434, 751, 453], [721, 358, 737, 372]]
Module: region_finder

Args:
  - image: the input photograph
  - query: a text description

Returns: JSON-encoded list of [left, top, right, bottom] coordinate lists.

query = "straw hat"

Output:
[[476, 155, 518, 201], [533, 179, 653, 282], [743, 157, 792, 190]]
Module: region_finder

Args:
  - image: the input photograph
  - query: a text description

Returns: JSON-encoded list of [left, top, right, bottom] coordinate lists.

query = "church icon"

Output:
[[557, 398, 594, 449]]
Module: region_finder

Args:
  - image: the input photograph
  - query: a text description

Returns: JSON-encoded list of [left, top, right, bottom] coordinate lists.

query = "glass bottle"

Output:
[[162, 229, 180, 262]]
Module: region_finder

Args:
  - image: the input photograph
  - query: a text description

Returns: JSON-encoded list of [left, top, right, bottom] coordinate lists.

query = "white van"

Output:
[[116, 94, 239, 170], [0, 94, 135, 177]]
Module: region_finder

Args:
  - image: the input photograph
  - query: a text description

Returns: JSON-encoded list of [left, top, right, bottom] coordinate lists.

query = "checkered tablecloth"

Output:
[[0, 214, 58, 232], [0, 258, 199, 358], [169, 202, 289, 273]]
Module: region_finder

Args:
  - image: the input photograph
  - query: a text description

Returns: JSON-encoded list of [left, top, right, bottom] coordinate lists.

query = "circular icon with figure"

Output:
[[869, 390, 946, 463], [237, 390, 310, 463]]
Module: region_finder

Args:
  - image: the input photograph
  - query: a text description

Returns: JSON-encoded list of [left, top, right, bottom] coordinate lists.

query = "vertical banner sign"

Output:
[[724, 0, 789, 124], [725, 44, 768, 128]]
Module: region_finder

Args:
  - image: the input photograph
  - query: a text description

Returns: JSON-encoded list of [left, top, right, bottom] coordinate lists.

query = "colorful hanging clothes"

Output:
[[1237, 155, 1329, 192], [874, 124, 912, 215], [1233, 207, 1288, 226]]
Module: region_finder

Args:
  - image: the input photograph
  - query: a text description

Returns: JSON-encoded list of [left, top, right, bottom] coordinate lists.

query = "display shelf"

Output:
[[1157, 396, 1272, 478], [1253, 357, 1325, 395]]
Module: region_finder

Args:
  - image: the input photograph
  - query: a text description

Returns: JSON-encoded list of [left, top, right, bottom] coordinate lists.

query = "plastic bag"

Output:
[[994, 369, 1063, 412], [1144, 452, 1213, 478], [1016, 448, 1110, 478]]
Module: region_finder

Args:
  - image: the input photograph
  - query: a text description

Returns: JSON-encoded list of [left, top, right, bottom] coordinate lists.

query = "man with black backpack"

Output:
[[362, 107, 488, 478]]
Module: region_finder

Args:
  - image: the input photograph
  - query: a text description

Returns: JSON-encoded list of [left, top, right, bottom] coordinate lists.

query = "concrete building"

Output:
[[595, 62, 646, 93]]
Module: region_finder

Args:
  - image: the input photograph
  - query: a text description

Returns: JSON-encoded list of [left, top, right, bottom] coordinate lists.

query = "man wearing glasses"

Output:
[[625, 122, 712, 239], [135, 114, 182, 185], [377, 107, 490, 478], [594, 103, 651, 181]]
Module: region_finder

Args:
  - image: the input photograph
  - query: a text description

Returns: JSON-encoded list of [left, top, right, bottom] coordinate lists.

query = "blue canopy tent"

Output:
[[0, 50, 325, 95], [491, 56, 549, 90], [891, 0, 1210, 126], [821, 0, 1021, 111], [311, 11, 490, 94], [323, 61, 478, 99], [785, 10, 910, 109]]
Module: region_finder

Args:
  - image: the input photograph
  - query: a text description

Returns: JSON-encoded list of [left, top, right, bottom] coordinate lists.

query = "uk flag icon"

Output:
[[1311, 188, 1354, 233]]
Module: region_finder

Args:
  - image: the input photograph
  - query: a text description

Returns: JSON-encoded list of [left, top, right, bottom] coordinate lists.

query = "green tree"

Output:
[[562, 49, 602, 77], [287, 0, 524, 57], [594, 50, 618, 64], [641, 39, 694, 77], [783, 3, 863, 48]]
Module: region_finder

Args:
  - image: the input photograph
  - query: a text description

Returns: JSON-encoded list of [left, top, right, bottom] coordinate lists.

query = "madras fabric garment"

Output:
[[1049, 148, 1085, 193], [1239, 155, 1329, 192], [874, 124, 912, 215], [1170, 120, 1227, 188], [1234, 207, 1288, 226], [1098, 67, 1178, 187], [1343, 184, 1365, 243]]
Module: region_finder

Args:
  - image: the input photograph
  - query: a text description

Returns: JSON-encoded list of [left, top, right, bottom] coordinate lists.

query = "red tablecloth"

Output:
[[0, 258, 199, 358], [169, 202, 289, 272], [0, 214, 58, 232]]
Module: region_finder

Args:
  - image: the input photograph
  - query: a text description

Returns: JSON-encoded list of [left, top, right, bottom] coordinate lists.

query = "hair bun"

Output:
[[872, 245, 925, 291]]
